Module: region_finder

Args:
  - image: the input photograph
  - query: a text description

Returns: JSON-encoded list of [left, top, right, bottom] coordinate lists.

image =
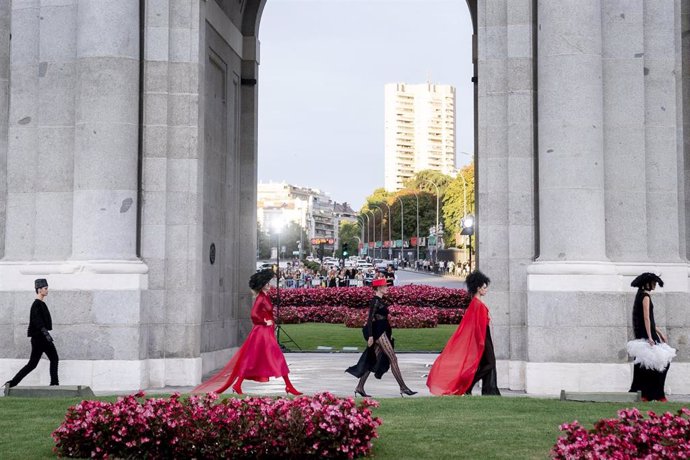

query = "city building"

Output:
[[384, 83, 457, 191], [257, 182, 355, 245]]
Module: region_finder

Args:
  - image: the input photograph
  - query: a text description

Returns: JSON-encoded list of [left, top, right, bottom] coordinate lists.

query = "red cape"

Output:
[[191, 292, 289, 394], [426, 296, 489, 395]]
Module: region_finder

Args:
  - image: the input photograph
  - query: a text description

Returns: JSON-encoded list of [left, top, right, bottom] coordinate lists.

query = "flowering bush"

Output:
[[270, 285, 469, 310], [272, 285, 466, 328], [552, 407, 690, 459], [53, 392, 381, 459], [436, 308, 464, 325], [341, 305, 441, 329], [278, 306, 351, 325]]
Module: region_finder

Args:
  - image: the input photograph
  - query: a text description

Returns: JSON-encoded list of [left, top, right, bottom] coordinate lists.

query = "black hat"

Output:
[[249, 269, 275, 292], [630, 272, 664, 289], [34, 279, 48, 289]]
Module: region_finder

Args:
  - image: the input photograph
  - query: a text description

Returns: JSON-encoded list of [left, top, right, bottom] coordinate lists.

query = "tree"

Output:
[[403, 169, 453, 195], [337, 221, 360, 258], [257, 221, 272, 259], [257, 221, 310, 260], [442, 163, 475, 247]]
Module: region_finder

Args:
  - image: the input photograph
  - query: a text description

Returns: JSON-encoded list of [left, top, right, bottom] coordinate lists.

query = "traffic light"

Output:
[[342, 243, 349, 257]]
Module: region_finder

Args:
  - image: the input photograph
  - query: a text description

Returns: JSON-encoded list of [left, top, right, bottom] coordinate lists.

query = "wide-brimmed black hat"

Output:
[[249, 269, 274, 291], [630, 272, 664, 288]]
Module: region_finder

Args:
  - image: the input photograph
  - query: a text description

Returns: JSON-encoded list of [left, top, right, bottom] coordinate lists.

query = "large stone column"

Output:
[[602, 0, 647, 261], [537, 0, 606, 262], [72, 0, 140, 260], [0, 0, 9, 259], [525, 1, 625, 394], [643, 0, 682, 261]]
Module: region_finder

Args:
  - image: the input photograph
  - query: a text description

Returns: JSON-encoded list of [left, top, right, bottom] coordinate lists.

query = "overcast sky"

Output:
[[257, 0, 474, 209]]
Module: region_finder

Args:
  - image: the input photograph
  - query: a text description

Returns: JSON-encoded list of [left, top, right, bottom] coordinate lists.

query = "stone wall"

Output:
[[478, 0, 690, 393], [0, 0, 8, 259]]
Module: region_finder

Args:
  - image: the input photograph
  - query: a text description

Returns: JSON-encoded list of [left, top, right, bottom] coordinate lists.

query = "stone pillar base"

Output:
[[0, 357, 202, 392]]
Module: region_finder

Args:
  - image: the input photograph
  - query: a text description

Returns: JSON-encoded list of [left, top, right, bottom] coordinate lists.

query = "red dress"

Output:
[[426, 297, 490, 395], [192, 291, 289, 394]]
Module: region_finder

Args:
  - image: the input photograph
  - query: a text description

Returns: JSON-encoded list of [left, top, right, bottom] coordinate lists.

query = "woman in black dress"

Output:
[[346, 278, 417, 397], [628, 272, 674, 401]]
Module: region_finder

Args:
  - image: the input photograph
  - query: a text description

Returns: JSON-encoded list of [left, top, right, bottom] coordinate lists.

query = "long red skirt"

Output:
[[192, 324, 289, 394]]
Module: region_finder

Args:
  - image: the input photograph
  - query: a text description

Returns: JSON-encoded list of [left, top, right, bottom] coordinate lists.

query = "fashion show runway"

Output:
[[128, 352, 690, 402]]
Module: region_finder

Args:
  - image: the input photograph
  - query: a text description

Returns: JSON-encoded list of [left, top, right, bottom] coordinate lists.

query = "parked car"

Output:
[[256, 262, 272, 272]]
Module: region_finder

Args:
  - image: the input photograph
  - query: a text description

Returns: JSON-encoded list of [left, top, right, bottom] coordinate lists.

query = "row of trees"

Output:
[[348, 164, 475, 255], [257, 165, 475, 261]]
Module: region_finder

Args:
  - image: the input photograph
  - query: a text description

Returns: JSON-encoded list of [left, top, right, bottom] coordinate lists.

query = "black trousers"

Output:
[[630, 363, 669, 401], [8, 336, 59, 387], [466, 327, 501, 395]]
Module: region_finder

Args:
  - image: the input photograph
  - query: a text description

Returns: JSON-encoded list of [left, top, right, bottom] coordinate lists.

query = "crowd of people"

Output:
[[414, 259, 472, 277], [275, 260, 396, 288]]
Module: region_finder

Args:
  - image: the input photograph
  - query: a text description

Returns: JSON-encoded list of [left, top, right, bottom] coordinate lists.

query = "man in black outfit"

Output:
[[3, 278, 59, 395]]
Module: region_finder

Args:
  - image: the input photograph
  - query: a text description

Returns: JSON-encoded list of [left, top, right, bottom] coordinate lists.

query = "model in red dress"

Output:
[[192, 269, 302, 395], [426, 271, 501, 396]]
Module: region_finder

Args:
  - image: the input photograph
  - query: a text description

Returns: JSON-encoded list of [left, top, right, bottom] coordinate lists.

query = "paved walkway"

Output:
[[129, 353, 690, 402]]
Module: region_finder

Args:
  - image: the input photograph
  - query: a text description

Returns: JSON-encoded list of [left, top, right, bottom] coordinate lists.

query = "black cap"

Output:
[[34, 279, 48, 289]]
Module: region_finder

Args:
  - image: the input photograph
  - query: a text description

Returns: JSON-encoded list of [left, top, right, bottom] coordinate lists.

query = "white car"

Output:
[[356, 262, 373, 270], [256, 262, 272, 271]]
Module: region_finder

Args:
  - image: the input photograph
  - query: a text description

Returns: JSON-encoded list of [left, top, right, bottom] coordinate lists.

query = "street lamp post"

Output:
[[377, 203, 392, 260], [272, 218, 284, 345], [372, 208, 383, 259], [367, 210, 376, 260], [360, 214, 370, 255], [396, 197, 404, 261], [411, 190, 420, 263], [424, 180, 441, 264], [461, 214, 475, 273]]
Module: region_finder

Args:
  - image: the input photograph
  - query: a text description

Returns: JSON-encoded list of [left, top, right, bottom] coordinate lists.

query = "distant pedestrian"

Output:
[[4, 279, 59, 394]]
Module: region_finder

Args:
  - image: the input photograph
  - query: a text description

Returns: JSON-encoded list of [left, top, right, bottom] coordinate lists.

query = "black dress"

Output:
[[345, 296, 393, 379], [629, 290, 668, 401]]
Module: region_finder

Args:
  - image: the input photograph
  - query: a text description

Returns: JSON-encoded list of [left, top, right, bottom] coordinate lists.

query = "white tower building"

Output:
[[384, 83, 456, 191]]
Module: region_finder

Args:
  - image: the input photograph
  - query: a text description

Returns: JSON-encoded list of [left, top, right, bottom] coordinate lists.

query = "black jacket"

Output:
[[27, 299, 52, 337]]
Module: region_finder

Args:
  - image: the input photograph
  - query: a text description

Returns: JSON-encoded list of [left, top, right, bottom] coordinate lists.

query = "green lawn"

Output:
[[280, 323, 456, 352], [0, 395, 686, 459]]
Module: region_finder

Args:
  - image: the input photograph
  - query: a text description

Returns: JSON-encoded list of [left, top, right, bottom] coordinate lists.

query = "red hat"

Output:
[[372, 278, 387, 287]]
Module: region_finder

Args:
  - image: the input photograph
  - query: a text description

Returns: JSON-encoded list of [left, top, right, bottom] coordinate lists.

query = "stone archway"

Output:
[[0, 0, 688, 394]]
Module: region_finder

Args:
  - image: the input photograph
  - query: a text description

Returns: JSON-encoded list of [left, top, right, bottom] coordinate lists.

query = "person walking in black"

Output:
[[3, 279, 59, 395]]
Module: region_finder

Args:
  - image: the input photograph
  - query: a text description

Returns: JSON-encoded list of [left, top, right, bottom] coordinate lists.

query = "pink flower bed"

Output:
[[552, 407, 690, 459], [278, 306, 351, 325], [271, 285, 469, 310], [273, 285, 467, 328], [53, 392, 381, 459], [341, 306, 441, 329]]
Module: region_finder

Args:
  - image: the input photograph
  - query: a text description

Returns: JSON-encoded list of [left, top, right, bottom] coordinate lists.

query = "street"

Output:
[[395, 269, 467, 289]]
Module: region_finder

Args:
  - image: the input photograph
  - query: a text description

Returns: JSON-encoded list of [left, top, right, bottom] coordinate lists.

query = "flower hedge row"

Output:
[[552, 407, 690, 459], [270, 285, 469, 310], [277, 305, 463, 328], [53, 392, 381, 459]]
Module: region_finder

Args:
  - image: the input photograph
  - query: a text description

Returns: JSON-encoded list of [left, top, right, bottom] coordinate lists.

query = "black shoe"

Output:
[[354, 388, 371, 398], [400, 388, 417, 397]]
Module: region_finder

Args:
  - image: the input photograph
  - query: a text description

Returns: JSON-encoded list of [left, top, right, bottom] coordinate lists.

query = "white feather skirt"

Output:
[[626, 339, 676, 372]]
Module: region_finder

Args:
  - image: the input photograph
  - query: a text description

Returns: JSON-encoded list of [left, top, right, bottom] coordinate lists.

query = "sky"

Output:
[[257, 0, 474, 209]]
